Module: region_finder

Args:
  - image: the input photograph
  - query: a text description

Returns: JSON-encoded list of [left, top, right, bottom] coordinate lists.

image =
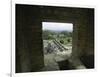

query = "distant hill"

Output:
[[43, 30, 72, 33]]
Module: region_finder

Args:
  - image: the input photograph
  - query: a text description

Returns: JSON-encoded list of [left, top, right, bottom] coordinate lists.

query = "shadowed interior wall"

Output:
[[79, 10, 94, 68], [16, 4, 94, 73], [16, 5, 44, 73], [71, 9, 94, 68]]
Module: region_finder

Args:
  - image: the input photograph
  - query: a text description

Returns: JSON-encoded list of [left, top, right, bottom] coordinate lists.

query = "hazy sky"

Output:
[[42, 22, 73, 32]]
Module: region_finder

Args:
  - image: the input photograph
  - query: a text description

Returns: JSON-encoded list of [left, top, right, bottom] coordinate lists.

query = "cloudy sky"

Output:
[[42, 22, 73, 32]]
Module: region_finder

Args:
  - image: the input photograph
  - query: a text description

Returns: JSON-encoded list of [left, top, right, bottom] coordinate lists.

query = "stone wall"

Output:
[[16, 4, 44, 73], [16, 4, 94, 72]]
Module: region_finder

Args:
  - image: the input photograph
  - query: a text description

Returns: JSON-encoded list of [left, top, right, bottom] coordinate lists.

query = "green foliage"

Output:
[[61, 31, 72, 37], [43, 30, 72, 44], [42, 30, 56, 40]]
